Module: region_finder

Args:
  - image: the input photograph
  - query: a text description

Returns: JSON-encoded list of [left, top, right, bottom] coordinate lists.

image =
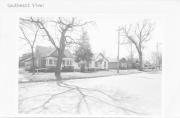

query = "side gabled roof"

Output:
[[47, 49, 73, 58], [35, 45, 73, 58], [35, 45, 54, 57], [20, 46, 73, 63]]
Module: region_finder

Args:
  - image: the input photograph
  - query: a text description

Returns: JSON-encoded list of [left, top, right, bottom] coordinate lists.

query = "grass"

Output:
[[19, 69, 142, 83]]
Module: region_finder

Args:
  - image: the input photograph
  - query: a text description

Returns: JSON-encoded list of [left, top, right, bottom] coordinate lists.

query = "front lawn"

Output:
[[19, 72, 161, 115], [19, 69, 142, 83]]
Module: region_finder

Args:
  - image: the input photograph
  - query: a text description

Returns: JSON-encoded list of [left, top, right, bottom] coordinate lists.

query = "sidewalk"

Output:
[[19, 69, 141, 83]]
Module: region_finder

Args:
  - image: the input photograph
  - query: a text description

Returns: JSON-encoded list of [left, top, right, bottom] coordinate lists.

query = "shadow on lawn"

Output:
[[19, 82, 147, 115]]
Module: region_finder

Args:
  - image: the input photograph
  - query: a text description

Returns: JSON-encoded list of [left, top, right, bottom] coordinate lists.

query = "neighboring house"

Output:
[[92, 53, 109, 70], [21, 46, 74, 72], [108, 58, 118, 70], [108, 57, 139, 70], [119, 58, 128, 69], [75, 53, 109, 72], [19, 53, 32, 67]]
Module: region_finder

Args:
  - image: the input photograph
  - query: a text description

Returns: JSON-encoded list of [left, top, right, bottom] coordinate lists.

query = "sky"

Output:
[[18, 0, 169, 62], [19, 14, 163, 61], [83, 14, 164, 60]]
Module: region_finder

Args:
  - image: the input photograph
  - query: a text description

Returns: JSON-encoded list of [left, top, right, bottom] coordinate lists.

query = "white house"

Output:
[[77, 53, 109, 71], [93, 53, 109, 70], [21, 46, 109, 72], [23, 46, 74, 71]]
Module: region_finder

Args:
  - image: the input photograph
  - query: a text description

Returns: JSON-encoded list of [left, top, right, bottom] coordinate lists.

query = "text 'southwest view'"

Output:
[[19, 16, 162, 115]]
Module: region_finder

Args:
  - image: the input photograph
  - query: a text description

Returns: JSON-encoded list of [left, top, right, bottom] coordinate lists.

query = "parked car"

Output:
[[144, 64, 155, 69]]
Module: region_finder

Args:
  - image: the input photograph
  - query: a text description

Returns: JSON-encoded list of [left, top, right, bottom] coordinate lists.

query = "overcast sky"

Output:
[[18, 0, 169, 61], [19, 14, 163, 61]]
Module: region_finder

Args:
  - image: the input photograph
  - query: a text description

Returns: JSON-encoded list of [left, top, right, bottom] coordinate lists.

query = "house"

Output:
[[20, 46, 109, 72], [75, 53, 109, 72], [108, 58, 128, 70], [92, 53, 109, 70], [22, 46, 74, 72], [19, 53, 32, 67], [119, 58, 128, 69], [108, 58, 118, 69], [108, 57, 139, 70]]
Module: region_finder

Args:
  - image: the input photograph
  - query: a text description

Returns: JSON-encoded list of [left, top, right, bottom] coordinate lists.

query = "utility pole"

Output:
[[120, 39, 133, 69], [117, 27, 121, 73], [156, 42, 158, 70], [156, 42, 161, 70]]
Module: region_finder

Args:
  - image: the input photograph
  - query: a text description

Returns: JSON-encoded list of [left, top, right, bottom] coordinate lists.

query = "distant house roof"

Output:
[[120, 58, 127, 62], [19, 53, 32, 62], [108, 57, 129, 63], [94, 53, 109, 62], [35, 45, 73, 58], [23, 57, 33, 62], [19, 53, 32, 63]]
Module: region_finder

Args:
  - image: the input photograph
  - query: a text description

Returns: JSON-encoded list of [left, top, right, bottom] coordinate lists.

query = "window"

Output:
[[63, 60, 65, 65], [65, 59, 72, 66], [95, 62, 98, 67], [78, 63, 81, 67], [68, 60, 70, 65], [69, 60, 72, 65], [104, 62, 106, 67], [49, 59, 52, 65], [54, 60, 57, 65], [66, 60, 69, 65]]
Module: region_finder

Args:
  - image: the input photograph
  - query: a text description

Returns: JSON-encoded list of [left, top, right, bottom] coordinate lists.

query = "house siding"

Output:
[[108, 62, 118, 69], [22, 46, 111, 72]]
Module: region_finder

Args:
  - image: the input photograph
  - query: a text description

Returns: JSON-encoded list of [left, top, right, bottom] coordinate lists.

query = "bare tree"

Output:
[[20, 17, 92, 81], [122, 20, 154, 71], [18, 18, 148, 115], [151, 51, 162, 70], [19, 20, 39, 74]]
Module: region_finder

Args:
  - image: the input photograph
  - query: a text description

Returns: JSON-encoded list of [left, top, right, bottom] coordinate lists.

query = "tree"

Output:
[[122, 20, 154, 71], [151, 51, 162, 70], [20, 17, 92, 81], [74, 30, 93, 72], [19, 20, 39, 74]]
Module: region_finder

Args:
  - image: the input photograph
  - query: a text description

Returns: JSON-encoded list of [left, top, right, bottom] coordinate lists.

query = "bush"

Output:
[[87, 68, 96, 72], [62, 66, 74, 72]]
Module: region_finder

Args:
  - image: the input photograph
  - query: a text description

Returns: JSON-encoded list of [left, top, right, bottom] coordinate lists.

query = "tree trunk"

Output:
[[87, 62, 89, 71], [138, 51, 143, 71], [55, 49, 63, 81], [55, 34, 66, 82], [31, 48, 35, 75], [80, 63, 85, 72]]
